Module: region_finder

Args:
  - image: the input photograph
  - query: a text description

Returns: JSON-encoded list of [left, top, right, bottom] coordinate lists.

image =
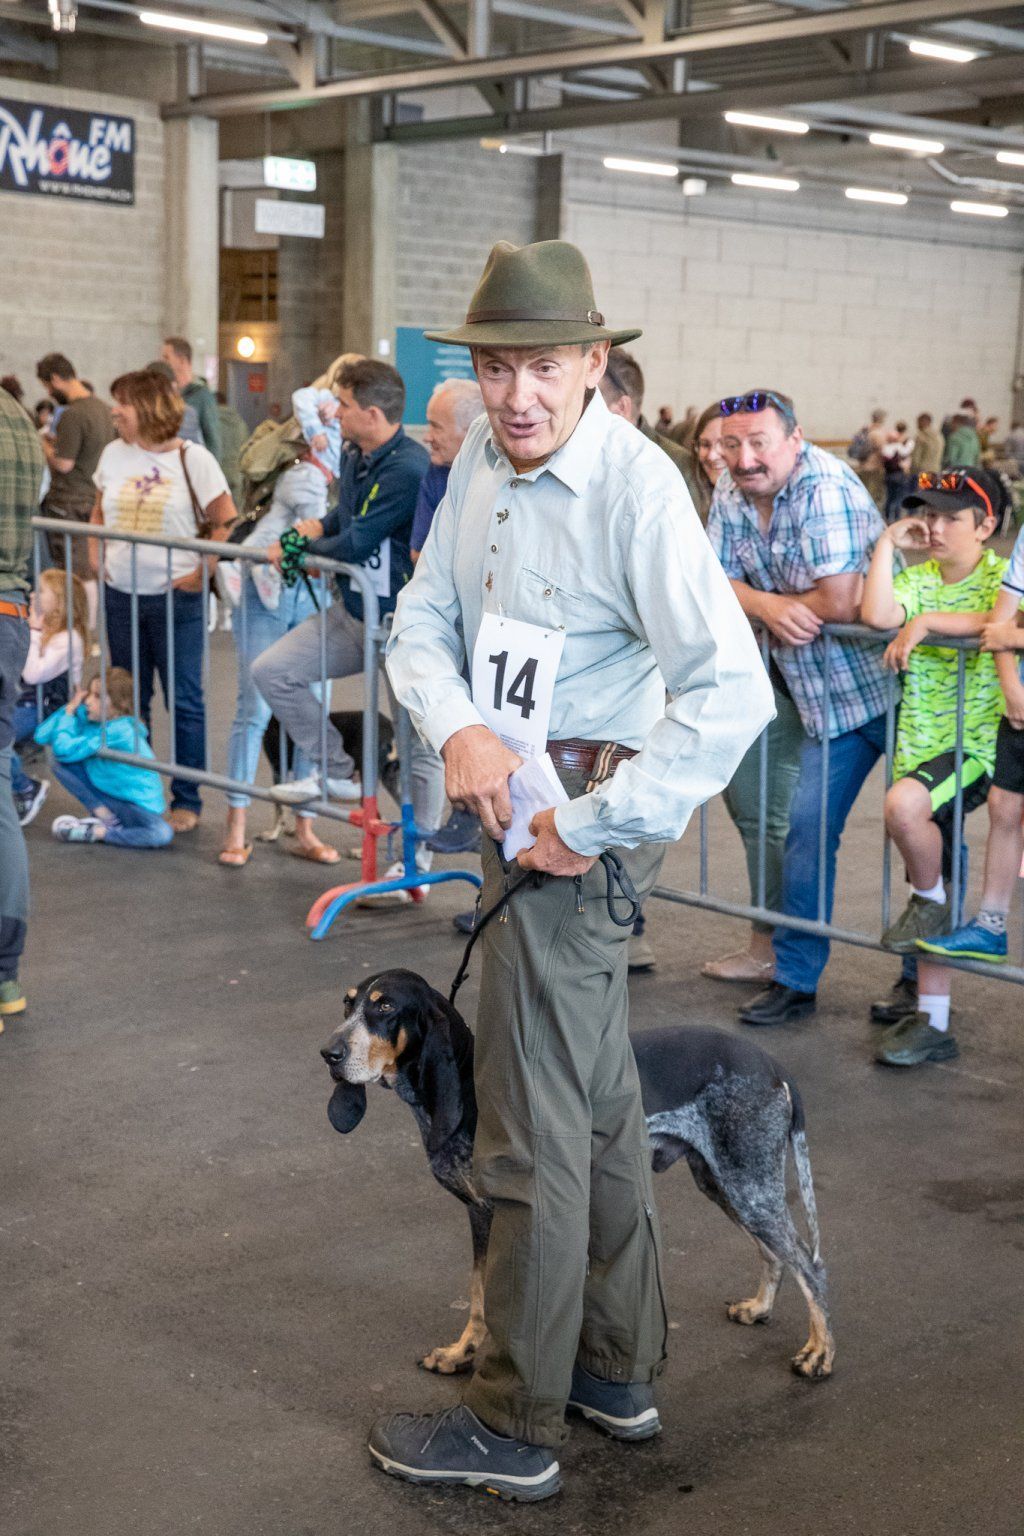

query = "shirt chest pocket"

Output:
[[519, 565, 586, 628]]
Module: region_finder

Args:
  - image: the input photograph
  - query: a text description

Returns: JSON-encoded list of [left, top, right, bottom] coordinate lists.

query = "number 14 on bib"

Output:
[[471, 612, 565, 760]]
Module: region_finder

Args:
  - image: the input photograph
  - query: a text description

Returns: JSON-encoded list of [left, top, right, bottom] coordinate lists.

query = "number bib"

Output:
[[471, 612, 565, 760], [362, 538, 391, 598]]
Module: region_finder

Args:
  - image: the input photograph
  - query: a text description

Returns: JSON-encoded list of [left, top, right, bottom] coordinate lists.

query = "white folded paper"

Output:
[[502, 753, 569, 861]]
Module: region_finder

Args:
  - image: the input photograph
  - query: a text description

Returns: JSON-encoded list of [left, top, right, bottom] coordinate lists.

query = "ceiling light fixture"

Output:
[[950, 200, 1009, 218], [906, 38, 979, 64], [845, 187, 908, 206], [236, 336, 257, 359], [602, 155, 678, 177], [139, 9, 269, 45], [731, 172, 800, 192], [995, 150, 1024, 167], [724, 110, 809, 135], [868, 131, 944, 156]]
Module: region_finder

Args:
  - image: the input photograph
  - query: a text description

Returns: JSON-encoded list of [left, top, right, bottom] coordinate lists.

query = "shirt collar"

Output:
[[483, 389, 609, 497]]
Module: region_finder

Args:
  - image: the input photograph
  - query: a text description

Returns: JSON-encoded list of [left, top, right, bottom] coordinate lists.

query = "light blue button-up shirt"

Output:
[[386, 389, 774, 856]]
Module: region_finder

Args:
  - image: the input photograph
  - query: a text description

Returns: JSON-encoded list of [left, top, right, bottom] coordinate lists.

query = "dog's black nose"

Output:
[[321, 1042, 348, 1065]]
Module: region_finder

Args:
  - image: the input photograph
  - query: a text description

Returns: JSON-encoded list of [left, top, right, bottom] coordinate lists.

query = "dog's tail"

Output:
[[786, 1080, 822, 1266]]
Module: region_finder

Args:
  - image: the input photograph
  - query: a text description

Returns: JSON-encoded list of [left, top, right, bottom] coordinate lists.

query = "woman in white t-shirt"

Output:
[[91, 369, 236, 832]]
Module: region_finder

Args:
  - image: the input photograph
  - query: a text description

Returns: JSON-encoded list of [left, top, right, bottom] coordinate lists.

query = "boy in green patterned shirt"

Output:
[[861, 466, 1010, 1066]]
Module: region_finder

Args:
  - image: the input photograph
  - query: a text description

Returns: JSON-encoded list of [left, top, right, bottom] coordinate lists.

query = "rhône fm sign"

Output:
[[0, 97, 135, 205]]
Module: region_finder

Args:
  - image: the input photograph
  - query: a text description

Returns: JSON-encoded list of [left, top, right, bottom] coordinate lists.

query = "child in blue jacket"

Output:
[[35, 668, 173, 848]]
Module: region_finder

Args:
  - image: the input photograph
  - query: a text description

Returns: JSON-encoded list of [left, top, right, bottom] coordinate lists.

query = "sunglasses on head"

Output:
[[916, 470, 994, 519], [720, 390, 796, 427]]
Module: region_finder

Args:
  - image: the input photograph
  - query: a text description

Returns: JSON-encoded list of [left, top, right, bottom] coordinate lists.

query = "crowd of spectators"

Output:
[[2, 347, 1023, 1069]]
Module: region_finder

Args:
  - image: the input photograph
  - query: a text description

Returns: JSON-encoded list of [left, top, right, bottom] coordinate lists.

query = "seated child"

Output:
[[35, 667, 173, 848], [861, 466, 1010, 1067], [12, 569, 89, 827], [918, 496, 1024, 971]]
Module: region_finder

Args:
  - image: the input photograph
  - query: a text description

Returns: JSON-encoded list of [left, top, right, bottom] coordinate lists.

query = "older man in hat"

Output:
[[375, 240, 774, 1501]]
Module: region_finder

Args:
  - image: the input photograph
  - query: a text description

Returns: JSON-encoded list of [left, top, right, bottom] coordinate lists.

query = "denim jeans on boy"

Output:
[[772, 710, 888, 994], [225, 569, 319, 809], [104, 585, 205, 815], [52, 760, 173, 848], [10, 699, 39, 796]]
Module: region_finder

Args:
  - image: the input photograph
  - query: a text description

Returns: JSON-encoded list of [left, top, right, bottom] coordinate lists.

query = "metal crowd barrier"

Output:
[[29, 517, 482, 933], [651, 622, 1024, 986]]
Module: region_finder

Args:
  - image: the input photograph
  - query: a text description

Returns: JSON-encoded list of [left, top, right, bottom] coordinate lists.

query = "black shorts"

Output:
[[993, 716, 1024, 795], [903, 751, 991, 879]]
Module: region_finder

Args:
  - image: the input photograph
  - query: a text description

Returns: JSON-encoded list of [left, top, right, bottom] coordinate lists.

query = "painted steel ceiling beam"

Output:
[[164, 0, 1024, 115]]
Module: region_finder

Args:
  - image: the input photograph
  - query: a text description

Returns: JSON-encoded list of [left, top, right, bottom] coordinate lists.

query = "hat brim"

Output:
[[423, 320, 642, 348], [902, 490, 978, 513]]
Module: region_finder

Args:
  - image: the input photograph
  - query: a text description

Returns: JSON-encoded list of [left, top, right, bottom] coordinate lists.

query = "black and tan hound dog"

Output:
[[321, 969, 834, 1382]]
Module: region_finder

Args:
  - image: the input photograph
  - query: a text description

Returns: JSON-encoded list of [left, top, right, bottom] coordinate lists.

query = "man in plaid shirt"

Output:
[[707, 388, 888, 1026], [0, 384, 44, 1024]]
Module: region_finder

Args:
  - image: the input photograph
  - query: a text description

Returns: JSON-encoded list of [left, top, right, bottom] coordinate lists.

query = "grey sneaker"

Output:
[[368, 1403, 560, 1502], [881, 894, 951, 954], [875, 1013, 959, 1068], [567, 1363, 661, 1440]]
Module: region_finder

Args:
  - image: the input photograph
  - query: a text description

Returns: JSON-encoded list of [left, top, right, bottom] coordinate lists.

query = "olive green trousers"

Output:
[[462, 801, 668, 1449]]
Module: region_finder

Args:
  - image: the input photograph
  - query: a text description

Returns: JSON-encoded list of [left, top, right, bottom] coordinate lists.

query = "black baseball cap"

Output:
[[901, 465, 1008, 521]]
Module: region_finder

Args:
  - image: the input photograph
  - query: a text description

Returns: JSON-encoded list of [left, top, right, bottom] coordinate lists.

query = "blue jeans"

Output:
[[52, 760, 173, 849], [772, 711, 888, 993], [226, 570, 320, 809], [11, 699, 39, 796], [104, 585, 205, 814]]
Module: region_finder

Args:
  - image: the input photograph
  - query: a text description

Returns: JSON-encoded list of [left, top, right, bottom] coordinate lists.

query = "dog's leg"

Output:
[[728, 1207, 834, 1380], [727, 1237, 784, 1326], [789, 1263, 834, 1380], [420, 1204, 490, 1375]]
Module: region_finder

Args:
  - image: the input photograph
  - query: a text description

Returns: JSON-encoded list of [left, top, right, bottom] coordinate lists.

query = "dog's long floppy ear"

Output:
[[327, 1080, 367, 1134], [418, 1003, 464, 1155]]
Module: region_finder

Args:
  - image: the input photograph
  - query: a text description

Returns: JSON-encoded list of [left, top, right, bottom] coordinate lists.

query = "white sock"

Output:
[[912, 878, 946, 904], [918, 994, 951, 1033]]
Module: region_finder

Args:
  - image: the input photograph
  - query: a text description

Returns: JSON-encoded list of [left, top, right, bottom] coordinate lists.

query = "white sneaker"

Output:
[[357, 862, 430, 908], [269, 773, 362, 806]]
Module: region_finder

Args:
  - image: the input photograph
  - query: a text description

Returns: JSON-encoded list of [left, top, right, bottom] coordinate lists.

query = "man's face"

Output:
[[159, 344, 191, 388], [424, 391, 466, 467], [334, 386, 380, 450], [720, 409, 804, 502], [473, 342, 609, 464], [45, 377, 69, 405]]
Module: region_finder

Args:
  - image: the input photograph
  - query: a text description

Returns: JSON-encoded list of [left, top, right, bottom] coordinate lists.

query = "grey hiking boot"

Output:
[[567, 1363, 661, 1440], [368, 1403, 560, 1502], [881, 894, 951, 954], [875, 1013, 959, 1068]]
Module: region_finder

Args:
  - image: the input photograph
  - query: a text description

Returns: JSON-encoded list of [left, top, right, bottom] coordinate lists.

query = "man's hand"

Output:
[[980, 617, 1024, 653], [1002, 680, 1024, 731], [886, 517, 930, 552], [295, 518, 323, 540], [265, 540, 284, 571], [516, 807, 597, 878], [441, 725, 521, 841], [756, 591, 823, 647], [883, 615, 928, 673]]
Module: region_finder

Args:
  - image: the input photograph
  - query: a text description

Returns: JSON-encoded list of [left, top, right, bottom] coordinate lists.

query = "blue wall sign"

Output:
[[0, 97, 135, 205], [395, 326, 477, 425]]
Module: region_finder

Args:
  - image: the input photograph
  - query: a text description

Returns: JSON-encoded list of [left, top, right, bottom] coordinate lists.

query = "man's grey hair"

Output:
[[432, 377, 484, 435]]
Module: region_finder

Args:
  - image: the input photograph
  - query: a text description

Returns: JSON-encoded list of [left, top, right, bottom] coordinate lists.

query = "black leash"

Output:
[[448, 849, 642, 1006]]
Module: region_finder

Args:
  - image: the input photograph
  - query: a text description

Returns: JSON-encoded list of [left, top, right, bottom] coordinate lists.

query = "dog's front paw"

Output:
[[419, 1342, 477, 1375], [791, 1339, 834, 1380], [727, 1298, 773, 1326]]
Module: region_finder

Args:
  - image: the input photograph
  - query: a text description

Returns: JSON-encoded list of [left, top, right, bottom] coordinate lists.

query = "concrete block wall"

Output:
[[562, 154, 1024, 439], [393, 142, 539, 330], [0, 76, 165, 405]]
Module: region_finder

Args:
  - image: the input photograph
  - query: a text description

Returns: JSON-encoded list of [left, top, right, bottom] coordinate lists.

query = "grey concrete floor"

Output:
[[2, 633, 1022, 1536]]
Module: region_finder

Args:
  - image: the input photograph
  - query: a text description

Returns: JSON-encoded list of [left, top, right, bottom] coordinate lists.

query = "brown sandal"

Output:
[[288, 841, 340, 865], [218, 844, 254, 868]]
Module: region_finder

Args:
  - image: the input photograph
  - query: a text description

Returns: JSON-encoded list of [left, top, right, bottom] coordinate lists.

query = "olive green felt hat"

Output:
[[425, 239, 642, 348]]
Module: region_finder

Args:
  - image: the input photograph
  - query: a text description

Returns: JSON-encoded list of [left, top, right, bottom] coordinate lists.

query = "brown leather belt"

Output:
[[547, 737, 638, 778], [0, 598, 28, 620]]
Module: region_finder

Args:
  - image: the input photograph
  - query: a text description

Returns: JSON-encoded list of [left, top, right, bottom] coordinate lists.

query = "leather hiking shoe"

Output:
[[917, 919, 1008, 964], [870, 974, 917, 1025], [628, 934, 657, 972], [0, 980, 26, 1018], [567, 1364, 661, 1441], [738, 982, 816, 1027], [368, 1404, 560, 1502], [452, 910, 478, 936], [425, 808, 482, 855], [875, 1013, 959, 1067], [882, 894, 951, 954]]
